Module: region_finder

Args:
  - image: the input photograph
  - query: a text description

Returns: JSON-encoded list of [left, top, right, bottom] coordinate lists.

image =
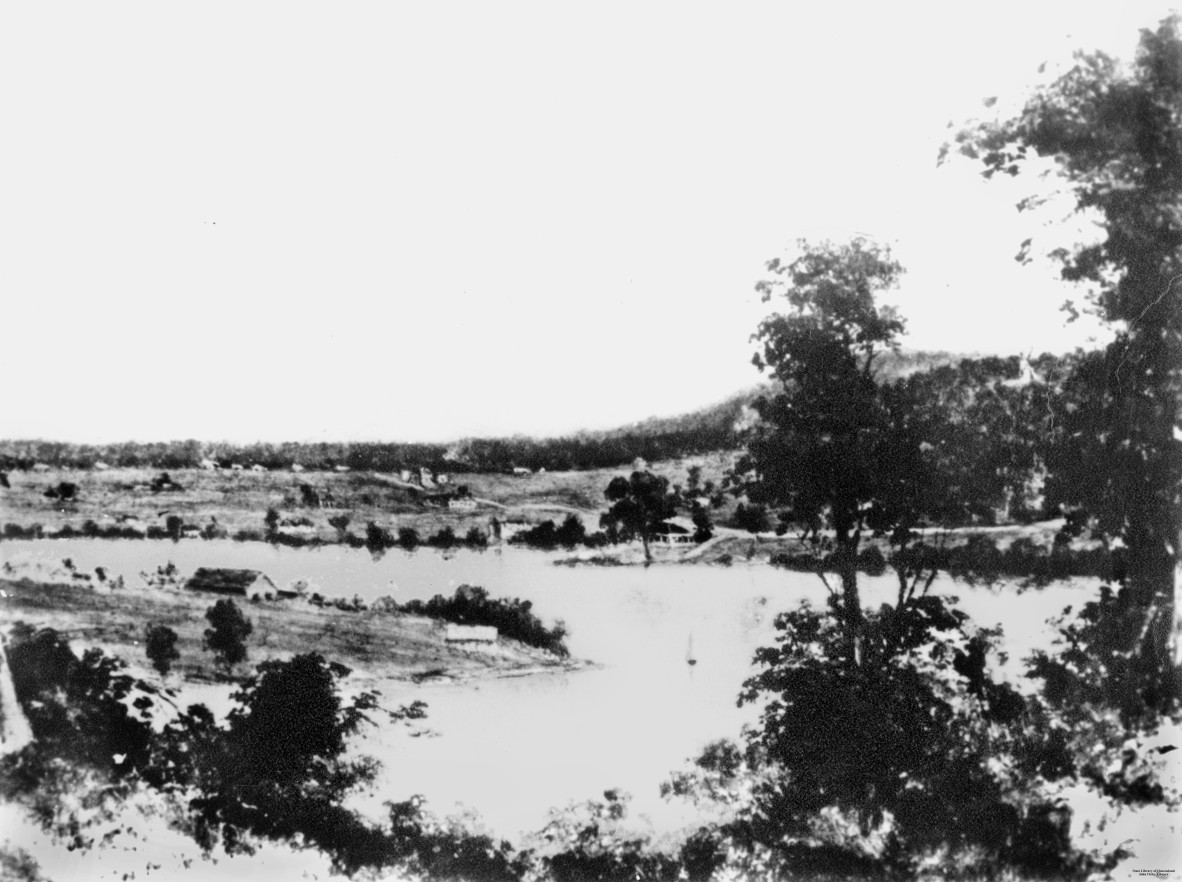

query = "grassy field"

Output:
[[0, 456, 740, 541]]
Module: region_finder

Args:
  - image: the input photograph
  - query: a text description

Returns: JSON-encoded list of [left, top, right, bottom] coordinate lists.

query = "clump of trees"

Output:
[[509, 514, 602, 550], [393, 585, 569, 657]]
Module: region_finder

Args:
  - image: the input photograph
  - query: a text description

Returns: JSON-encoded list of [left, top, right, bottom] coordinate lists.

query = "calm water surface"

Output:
[[0, 539, 1096, 837]]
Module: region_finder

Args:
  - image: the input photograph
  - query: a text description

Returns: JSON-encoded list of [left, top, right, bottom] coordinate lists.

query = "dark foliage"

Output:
[[144, 623, 180, 676], [715, 599, 1108, 878], [365, 521, 395, 551], [394, 585, 568, 656], [426, 526, 458, 549], [203, 599, 253, 675], [600, 471, 677, 561]]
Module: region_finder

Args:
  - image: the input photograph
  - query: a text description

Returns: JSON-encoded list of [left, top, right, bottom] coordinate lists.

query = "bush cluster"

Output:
[[509, 515, 609, 550], [393, 585, 568, 656]]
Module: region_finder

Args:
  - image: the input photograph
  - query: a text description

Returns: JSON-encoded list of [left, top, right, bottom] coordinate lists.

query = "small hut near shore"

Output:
[[185, 568, 282, 601]]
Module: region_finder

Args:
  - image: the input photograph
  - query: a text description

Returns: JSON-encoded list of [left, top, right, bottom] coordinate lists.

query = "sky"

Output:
[[2, 2, 1177, 444]]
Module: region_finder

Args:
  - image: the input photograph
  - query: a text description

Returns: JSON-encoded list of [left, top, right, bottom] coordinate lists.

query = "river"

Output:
[[0, 539, 1098, 839]]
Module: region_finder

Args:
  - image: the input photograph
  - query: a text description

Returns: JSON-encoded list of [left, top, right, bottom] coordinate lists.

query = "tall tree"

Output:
[[737, 238, 919, 661], [203, 600, 253, 677], [144, 623, 180, 677], [601, 471, 676, 562], [950, 16, 1182, 717]]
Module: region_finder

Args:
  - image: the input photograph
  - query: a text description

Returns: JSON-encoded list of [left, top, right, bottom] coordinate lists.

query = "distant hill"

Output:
[[0, 350, 1021, 474]]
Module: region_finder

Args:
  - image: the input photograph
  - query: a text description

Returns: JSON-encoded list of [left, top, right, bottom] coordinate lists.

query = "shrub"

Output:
[[397, 527, 420, 551], [732, 502, 770, 533], [554, 514, 586, 548], [427, 527, 457, 549], [692, 507, 713, 543], [510, 520, 558, 550], [464, 526, 488, 548], [365, 521, 395, 551], [857, 544, 887, 576]]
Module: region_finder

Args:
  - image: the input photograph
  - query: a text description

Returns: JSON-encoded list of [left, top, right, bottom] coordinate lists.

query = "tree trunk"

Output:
[[837, 536, 863, 666]]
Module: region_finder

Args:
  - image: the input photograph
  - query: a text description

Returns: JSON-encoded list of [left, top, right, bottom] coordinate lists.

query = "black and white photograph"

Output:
[[1, 3, 1180, 880]]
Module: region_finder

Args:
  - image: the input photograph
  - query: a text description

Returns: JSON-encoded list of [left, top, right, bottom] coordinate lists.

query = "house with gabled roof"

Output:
[[185, 568, 280, 601]]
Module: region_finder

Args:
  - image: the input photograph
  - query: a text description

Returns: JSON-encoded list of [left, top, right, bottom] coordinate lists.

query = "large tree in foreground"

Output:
[[737, 238, 921, 661], [949, 15, 1182, 719]]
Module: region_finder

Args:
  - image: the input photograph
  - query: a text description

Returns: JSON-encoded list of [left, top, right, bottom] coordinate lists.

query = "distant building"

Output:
[[185, 568, 279, 601], [199, 459, 218, 471], [651, 517, 696, 545], [180, 525, 202, 539], [512, 467, 531, 476], [444, 624, 498, 644], [250, 464, 267, 472], [448, 497, 477, 511], [31, 463, 50, 473], [399, 469, 413, 483], [334, 465, 351, 473], [420, 467, 436, 489], [291, 463, 305, 473], [94, 461, 110, 471]]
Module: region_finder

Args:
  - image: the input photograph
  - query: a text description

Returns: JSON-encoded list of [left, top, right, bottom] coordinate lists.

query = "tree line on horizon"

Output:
[[0, 349, 1081, 488]]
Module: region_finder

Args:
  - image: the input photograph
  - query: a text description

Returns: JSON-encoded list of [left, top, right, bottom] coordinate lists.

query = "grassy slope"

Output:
[[1, 576, 577, 689]]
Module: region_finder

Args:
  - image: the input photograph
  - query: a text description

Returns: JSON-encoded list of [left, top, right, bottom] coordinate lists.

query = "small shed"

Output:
[[651, 517, 696, 545], [185, 568, 279, 601], [444, 624, 498, 644]]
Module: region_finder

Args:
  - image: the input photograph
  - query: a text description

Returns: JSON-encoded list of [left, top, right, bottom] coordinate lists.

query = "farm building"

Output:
[[651, 517, 696, 545], [199, 458, 218, 471], [185, 568, 282, 601], [444, 624, 498, 644], [448, 497, 477, 511]]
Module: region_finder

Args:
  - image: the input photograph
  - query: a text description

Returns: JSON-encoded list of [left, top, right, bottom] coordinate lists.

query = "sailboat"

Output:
[[686, 634, 697, 666]]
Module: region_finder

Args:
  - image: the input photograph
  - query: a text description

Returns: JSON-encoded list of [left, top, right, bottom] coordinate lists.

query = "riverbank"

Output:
[[0, 571, 583, 691]]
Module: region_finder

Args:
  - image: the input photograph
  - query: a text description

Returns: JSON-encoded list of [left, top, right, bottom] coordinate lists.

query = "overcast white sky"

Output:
[[2, 2, 1176, 443]]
